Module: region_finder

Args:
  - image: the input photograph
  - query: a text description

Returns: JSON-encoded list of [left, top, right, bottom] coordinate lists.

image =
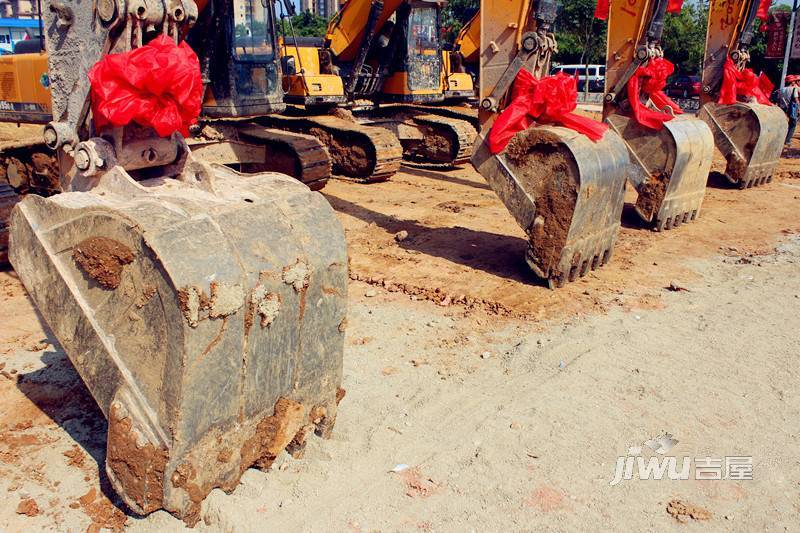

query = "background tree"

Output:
[[277, 10, 329, 38], [441, 0, 478, 42], [661, 1, 708, 75], [554, 0, 607, 66]]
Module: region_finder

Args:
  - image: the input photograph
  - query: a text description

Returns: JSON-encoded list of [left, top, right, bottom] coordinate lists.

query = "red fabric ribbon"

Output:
[[757, 0, 772, 23], [718, 57, 774, 106], [595, 0, 610, 20], [488, 70, 609, 154], [627, 57, 682, 130], [597, 0, 682, 20], [667, 0, 684, 14], [88, 35, 203, 138]]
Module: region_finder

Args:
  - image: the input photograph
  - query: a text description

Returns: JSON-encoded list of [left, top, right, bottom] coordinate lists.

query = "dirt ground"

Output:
[[1, 134, 800, 530]]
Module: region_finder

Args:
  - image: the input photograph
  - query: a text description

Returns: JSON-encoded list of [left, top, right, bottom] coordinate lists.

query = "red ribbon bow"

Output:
[[718, 57, 774, 106], [88, 35, 203, 138], [628, 57, 683, 130], [595, 0, 683, 21], [488, 70, 609, 154]]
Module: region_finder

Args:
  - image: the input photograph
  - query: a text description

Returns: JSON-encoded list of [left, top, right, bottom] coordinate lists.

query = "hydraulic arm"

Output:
[[603, 0, 714, 230], [699, 0, 787, 188], [471, 0, 630, 287]]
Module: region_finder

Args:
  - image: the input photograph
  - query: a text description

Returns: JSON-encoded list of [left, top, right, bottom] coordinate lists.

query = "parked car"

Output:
[[551, 64, 605, 92], [665, 75, 701, 98]]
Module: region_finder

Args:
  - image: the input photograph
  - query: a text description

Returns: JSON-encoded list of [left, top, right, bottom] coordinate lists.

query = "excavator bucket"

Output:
[[472, 126, 629, 288], [9, 163, 347, 524], [698, 102, 788, 188], [606, 114, 715, 229]]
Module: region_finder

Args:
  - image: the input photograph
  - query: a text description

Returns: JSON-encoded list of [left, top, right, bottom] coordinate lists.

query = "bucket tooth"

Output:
[[698, 102, 787, 188], [606, 114, 713, 231], [472, 126, 629, 288], [9, 164, 348, 524]]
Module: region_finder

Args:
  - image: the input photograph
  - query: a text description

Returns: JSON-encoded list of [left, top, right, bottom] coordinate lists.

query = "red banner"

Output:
[[765, 11, 789, 58]]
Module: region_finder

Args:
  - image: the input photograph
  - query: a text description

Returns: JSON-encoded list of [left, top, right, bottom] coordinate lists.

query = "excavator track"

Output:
[[188, 124, 332, 191], [403, 103, 480, 130], [354, 105, 477, 168], [256, 114, 403, 182], [0, 183, 19, 263], [0, 139, 60, 264], [237, 126, 331, 191]]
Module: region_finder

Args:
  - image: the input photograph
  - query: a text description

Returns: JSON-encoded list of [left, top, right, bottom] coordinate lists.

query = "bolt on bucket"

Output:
[[472, 126, 629, 288], [9, 163, 347, 524], [698, 102, 788, 188], [606, 113, 715, 230]]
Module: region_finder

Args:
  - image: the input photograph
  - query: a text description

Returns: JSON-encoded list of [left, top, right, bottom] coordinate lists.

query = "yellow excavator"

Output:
[[279, 0, 478, 167], [8, 0, 347, 524], [0, 0, 407, 262], [443, 10, 479, 101], [471, 0, 630, 287], [603, 0, 714, 230], [699, 0, 787, 188]]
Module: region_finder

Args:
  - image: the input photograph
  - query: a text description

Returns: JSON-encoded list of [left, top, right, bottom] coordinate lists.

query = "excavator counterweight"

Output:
[[699, 0, 788, 188]]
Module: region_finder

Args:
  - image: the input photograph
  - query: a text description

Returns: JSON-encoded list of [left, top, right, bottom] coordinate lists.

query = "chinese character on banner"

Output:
[[792, 14, 800, 59], [725, 456, 754, 480], [695, 457, 723, 480], [766, 12, 790, 58]]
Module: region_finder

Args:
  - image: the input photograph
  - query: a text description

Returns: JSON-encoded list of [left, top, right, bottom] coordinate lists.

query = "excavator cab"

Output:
[[379, 0, 445, 103], [188, 0, 285, 117], [699, 0, 788, 188], [471, 0, 630, 288], [603, 0, 714, 230], [442, 10, 479, 101], [9, 0, 347, 523]]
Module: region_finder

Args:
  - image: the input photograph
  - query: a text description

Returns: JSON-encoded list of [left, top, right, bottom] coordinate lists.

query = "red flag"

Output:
[[757, 0, 772, 23], [594, 0, 610, 21], [667, 0, 684, 14]]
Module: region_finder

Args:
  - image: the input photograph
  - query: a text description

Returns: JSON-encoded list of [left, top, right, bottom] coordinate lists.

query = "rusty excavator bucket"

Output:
[[7, 0, 348, 523], [698, 102, 787, 188], [603, 0, 714, 230], [699, 0, 788, 188], [473, 0, 630, 288], [606, 113, 714, 229], [472, 126, 629, 288], [10, 158, 347, 524]]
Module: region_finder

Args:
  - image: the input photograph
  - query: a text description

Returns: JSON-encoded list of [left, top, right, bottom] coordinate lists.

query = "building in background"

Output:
[[300, 0, 339, 18], [0, 0, 39, 19], [0, 17, 40, 52], [232, 0, 266, 34]]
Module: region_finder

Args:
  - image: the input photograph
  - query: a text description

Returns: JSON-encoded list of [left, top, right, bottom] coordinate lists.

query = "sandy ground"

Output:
[[1, 138, 800, 530]]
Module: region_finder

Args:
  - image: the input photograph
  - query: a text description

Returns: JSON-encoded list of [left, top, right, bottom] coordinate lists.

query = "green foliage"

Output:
[[661, 1, 708, 75], [279, 11, 328, 38], [441, 0, 478, 42], [554, 0, 607, 66]]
